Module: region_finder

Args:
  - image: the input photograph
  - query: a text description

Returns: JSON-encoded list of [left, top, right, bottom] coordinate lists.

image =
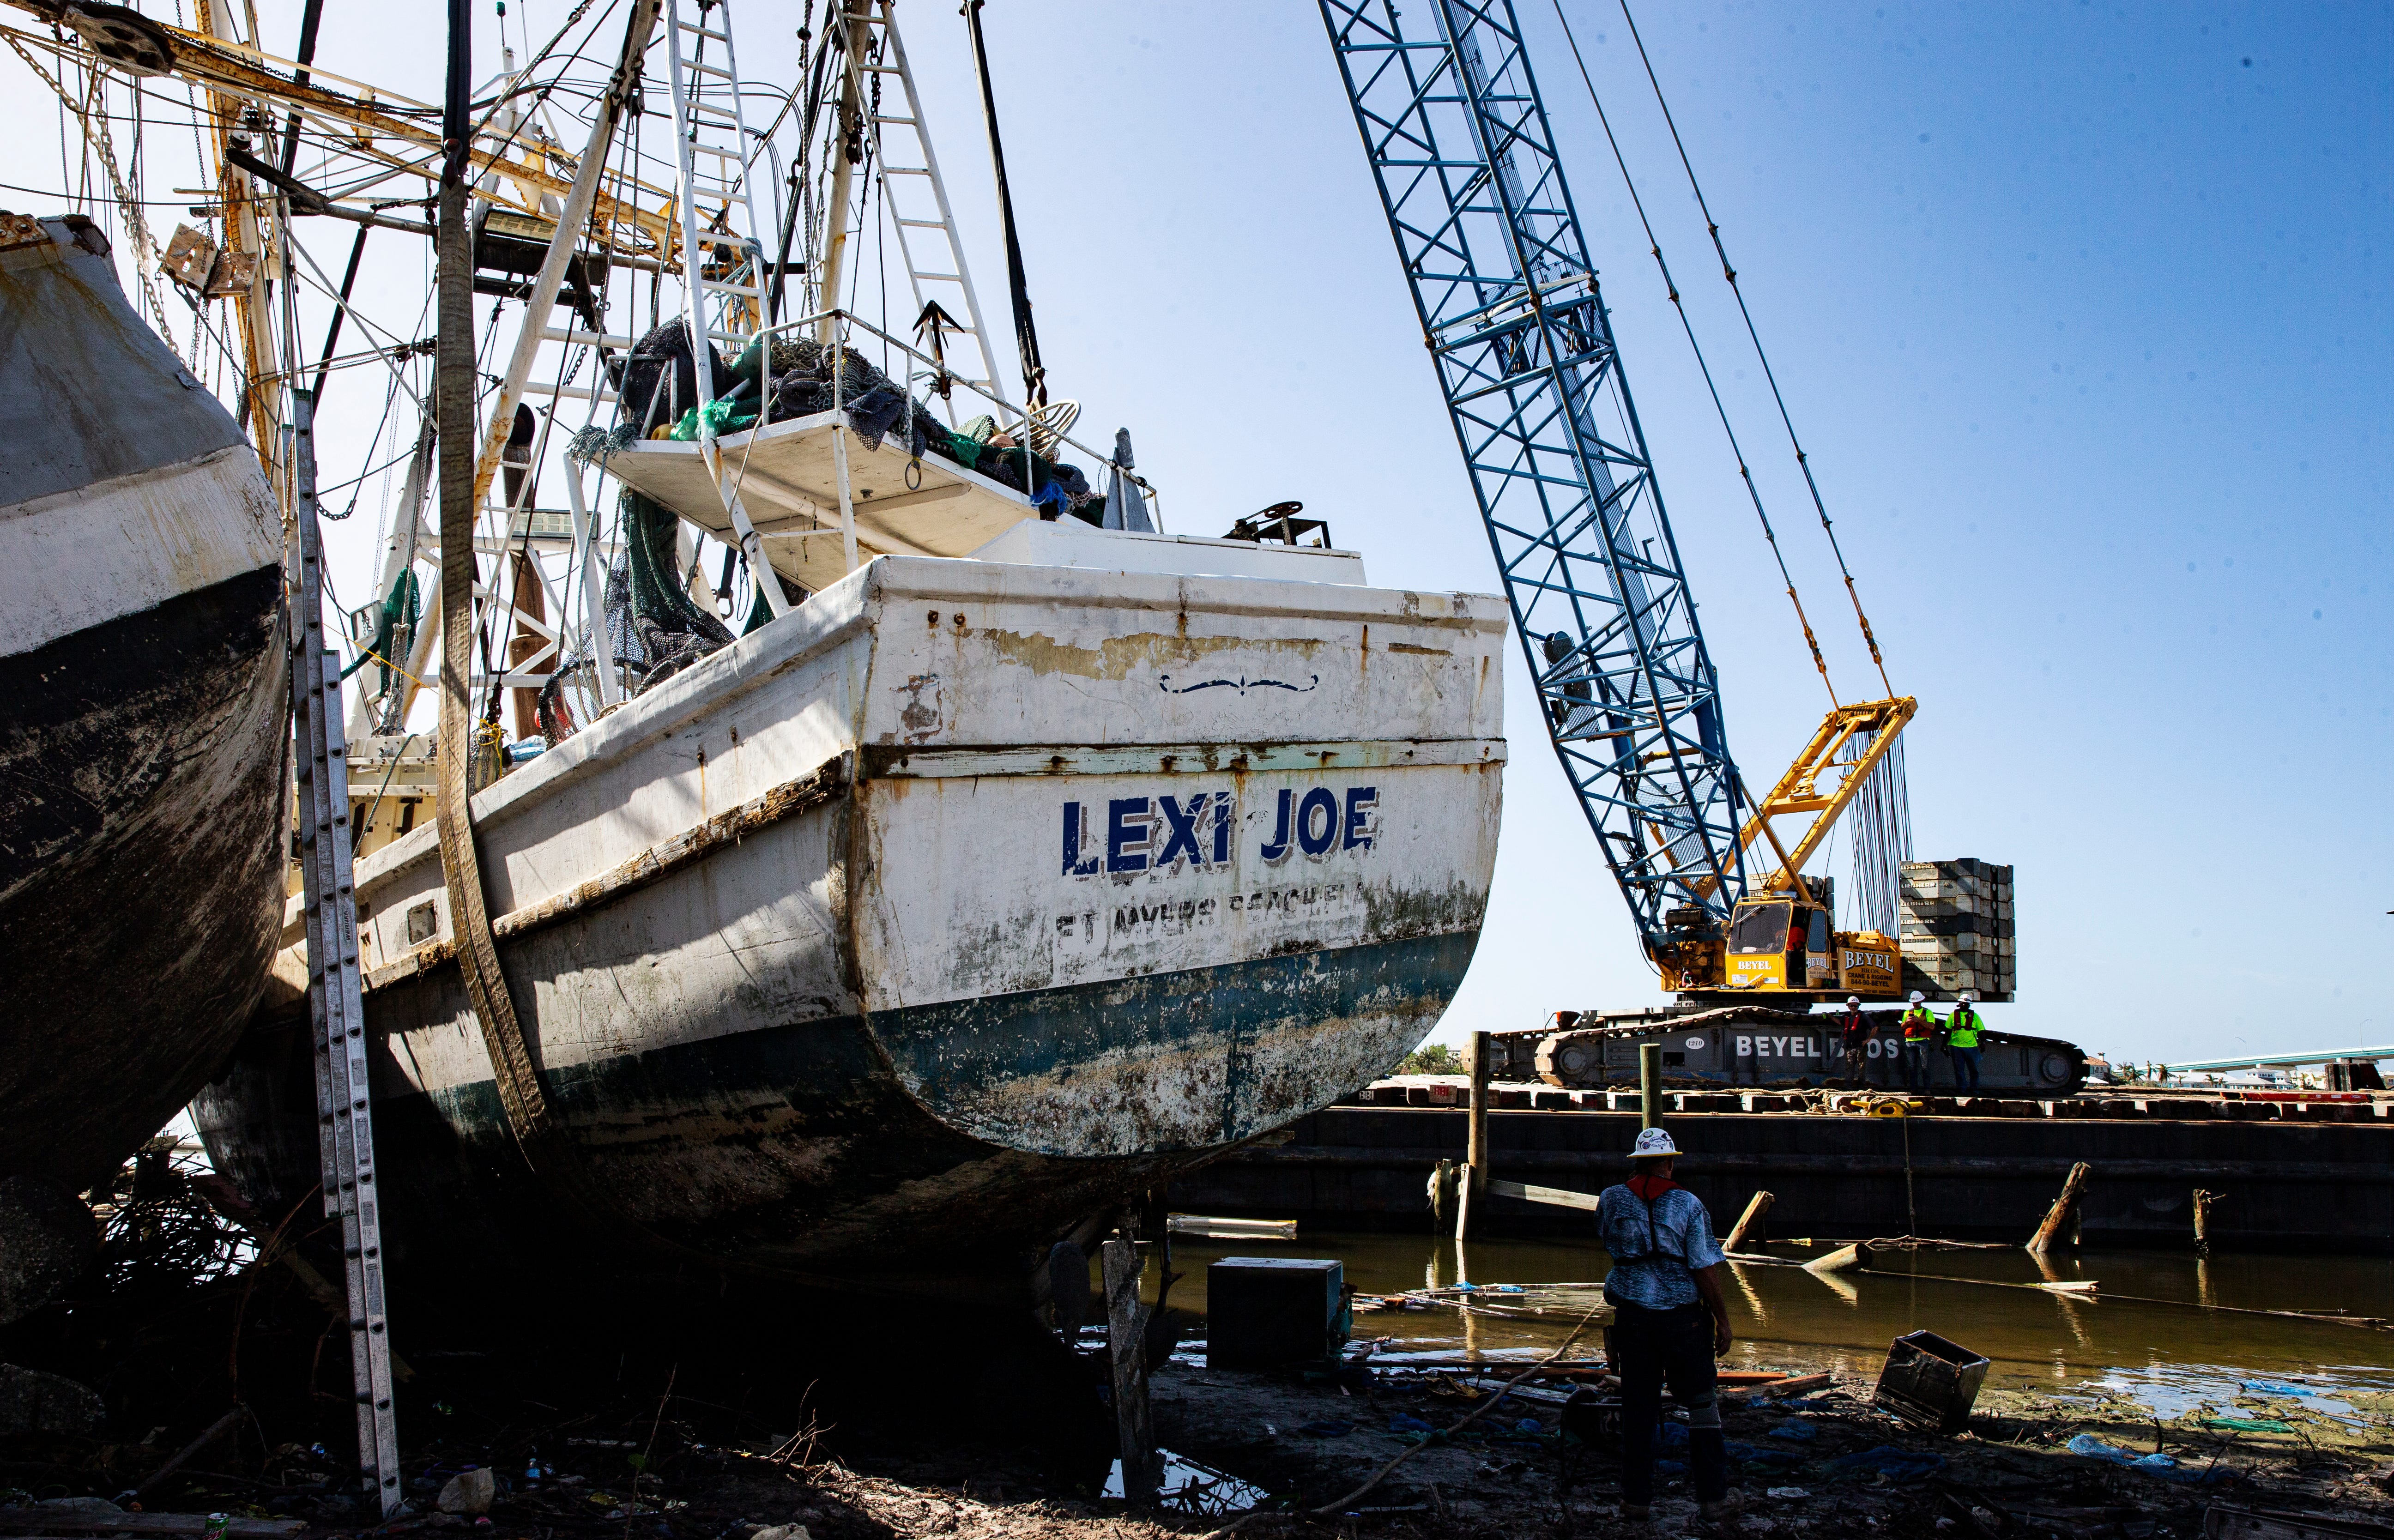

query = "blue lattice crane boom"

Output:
[[1319, 0, 1916, 1002], [1318, 0, 1743, 944]]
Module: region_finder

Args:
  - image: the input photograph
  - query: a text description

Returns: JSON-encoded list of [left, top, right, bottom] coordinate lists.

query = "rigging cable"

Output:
[[1552, 2, 1835, 706], [1615, 0, 1894, 697], [962, 0, 1046, 409], [8, 34, 186, 359]]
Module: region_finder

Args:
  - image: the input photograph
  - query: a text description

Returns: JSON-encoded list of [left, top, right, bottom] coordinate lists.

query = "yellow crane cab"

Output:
[[1659, 894, 1903, 1000], [1647, 697, 1916, 1002], [1723, 897, 1829, 991]]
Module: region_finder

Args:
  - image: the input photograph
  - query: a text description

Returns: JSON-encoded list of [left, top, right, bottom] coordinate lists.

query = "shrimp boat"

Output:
[[159, 0, 1505, 1292], [0, 211, 285, 1191]]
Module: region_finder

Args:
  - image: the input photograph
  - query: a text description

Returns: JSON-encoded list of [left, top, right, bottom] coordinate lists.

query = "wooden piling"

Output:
[[1639, 1042, 1664, 1131], [1803, 1243, 1867, 1275], [2192, 1188, 2221, 1257], [1454, 1161, 1475, 1240], [1466, 1030, 1492, 1208], [1101, 1236, 1159, 1507], [2026, 1161, 2091, 1255], [1724, 1191, 1775, 1252]]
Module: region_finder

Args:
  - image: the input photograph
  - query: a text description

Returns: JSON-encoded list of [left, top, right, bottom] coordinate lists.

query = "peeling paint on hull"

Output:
[[197, 552, 1503, 1287], [198, 930, 1478, 1284]]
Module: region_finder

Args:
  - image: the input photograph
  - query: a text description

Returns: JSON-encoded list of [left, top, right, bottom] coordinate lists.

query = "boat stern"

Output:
[[846, 552, 1505, 1158]]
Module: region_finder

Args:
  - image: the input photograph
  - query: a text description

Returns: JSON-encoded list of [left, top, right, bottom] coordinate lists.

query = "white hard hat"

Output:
[[1910, 990, 1926, 1005], [1846, 995, 1862, 1006], [1632, 1127, 1679, 1159], [1958, 991, 1974, 1004]]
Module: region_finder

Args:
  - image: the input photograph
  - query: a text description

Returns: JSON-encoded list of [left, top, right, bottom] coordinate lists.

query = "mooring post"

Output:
[[2027, 1161, 2092, 1254], [1639, 1042, 1664, 1131], [1724, 1190, 1775, 1252], [2191, 1188, 2222, 1257], [1101, 1235, 1159, 1507], [1466, 1029, 1492, 1205]]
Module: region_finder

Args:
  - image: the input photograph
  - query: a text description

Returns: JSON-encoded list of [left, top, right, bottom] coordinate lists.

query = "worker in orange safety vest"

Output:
[[1898, 991, 1941, 1092]]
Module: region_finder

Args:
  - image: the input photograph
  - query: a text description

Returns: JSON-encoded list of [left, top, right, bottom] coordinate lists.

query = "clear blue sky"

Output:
[[905, 1, 2394, 1067], [7, 2, 2385, 1068]]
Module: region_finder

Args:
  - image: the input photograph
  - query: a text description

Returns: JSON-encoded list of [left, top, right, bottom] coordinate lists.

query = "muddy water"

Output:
[[1158, 1231, 2394, 1415]]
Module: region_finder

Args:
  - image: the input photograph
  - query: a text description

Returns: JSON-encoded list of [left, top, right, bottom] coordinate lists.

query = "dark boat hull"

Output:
[[0, 216, 285, 1187]]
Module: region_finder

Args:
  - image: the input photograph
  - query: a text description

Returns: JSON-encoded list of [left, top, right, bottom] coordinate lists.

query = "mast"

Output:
[[469, 0, 662, 507], [812, 10, 869, 344], [196, 0, 285, 478]]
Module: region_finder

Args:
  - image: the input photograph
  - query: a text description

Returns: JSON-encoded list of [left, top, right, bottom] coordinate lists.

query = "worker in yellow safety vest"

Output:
[[1898, 991, 1941, 1092], [1947, 991, 1987, 1091]]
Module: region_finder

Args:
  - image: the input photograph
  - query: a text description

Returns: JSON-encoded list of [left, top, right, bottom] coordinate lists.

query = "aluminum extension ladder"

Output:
[[660, 0, 791, 616], [850, 0, 1008, 410], [290, 391, 403, 1516]]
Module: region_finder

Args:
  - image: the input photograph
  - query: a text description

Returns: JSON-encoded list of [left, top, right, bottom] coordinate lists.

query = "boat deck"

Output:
[[605, 410, 1041, 593]]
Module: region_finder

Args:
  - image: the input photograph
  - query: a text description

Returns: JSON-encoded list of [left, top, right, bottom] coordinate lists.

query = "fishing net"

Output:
[[611, 489, 733, 688], [624, 327, 1099, 513], [533, 482, 736, 738], [339, 568, 419, 695], [610, 318, 726, 435]]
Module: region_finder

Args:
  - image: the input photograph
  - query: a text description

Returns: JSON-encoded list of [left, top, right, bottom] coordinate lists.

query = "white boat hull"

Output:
[[198, 542, 1502, 1286]]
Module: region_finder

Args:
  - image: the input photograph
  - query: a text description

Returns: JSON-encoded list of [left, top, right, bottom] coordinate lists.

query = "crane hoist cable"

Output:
[[1616, 0, 1896, 699], [1551, 1, 1836, 708]]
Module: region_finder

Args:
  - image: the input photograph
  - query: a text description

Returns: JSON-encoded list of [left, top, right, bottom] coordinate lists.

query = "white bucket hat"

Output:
[[1632, 1127, 1678, 1159]]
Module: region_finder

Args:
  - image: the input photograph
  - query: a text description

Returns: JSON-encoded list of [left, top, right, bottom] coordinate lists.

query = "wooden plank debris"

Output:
[[1165, 1214, 1296, 1239], [2193, 1188, 2223, 1257], [1487, 1178, 1601, 1212], [2203, 1503, 2394, 1540], [2027, 1161, 2092, 1254], [1723, 1371, 1834, 1400], [1724, 1190, 1775, 1251], [128, 1407, 244, 1506], [1101, 1236, 1160, 1508], [1804, 1244, 1867, 1274], [0, 1516, 306, 1537]]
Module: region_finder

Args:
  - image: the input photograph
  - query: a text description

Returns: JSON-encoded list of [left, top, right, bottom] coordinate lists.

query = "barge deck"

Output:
[[1173, 1093, 2393, 1254]]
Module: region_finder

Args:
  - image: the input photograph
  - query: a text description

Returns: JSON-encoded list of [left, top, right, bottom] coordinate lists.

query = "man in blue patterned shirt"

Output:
[[1597, 1126, 1739, 1520]]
